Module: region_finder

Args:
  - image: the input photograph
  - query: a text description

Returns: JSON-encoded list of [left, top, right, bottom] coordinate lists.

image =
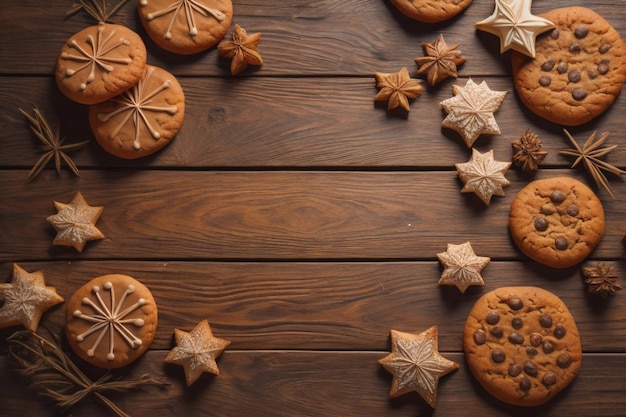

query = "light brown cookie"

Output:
[[138, 0, 233, 55], [89, 65, 185, 159], [66, 274, 158, 369], [509, 177, 605, 268], [463, 286, 582, 407], [390, 0, 473, 23], [56, 23, 147, 105], [511, 7, 626, 126]]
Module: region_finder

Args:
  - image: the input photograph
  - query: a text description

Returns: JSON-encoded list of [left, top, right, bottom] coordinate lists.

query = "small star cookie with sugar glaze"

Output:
[[47, 192, 105, 252], [456, 148, 511, 205], [0, 264, 64, 332], [437, 242, 490, 293], [165, 319, 231, 386], [379, 326, 459, 407]]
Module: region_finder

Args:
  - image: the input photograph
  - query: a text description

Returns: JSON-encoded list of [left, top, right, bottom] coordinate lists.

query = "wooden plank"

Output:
[[0, 261, 624, 352], [3, 75, 626, 168], [1, 170, 625, 262], [1, 351, 625, 417]]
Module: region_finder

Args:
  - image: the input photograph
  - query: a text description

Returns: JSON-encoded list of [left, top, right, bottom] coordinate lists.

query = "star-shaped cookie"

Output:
[[455, 148, 511, 205], [0, 263, 64, 331], [440, 79, 507, 147], [164, 319, 230, 386], [415, 34, 466, 86], [437, 242, 490, 293], [476, 0, 555, 58], [379, 326, 459, 407], [46, 191, 105, 252], [374, 67, 424, 111]]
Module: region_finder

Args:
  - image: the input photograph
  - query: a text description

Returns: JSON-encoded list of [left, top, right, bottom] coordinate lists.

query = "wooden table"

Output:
[[1, 1, 625, 416]]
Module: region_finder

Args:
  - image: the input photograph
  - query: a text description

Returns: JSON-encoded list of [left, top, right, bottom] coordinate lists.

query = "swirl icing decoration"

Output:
[[140, 0, 226, 39]]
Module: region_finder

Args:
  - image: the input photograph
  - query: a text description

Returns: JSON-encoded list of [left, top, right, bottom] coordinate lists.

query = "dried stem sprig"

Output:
[[67, 0, 130, 23], [560, 129, 626, 199], [8, 330, 168, 417], [18, 107, 89, 181]]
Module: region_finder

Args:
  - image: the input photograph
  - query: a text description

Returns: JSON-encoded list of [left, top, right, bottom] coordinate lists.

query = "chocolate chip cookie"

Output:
[[463, 286, 582, 407], [509, 177, 605, 269], [389, 0, 473, 23], [511, 7, 626, 126]]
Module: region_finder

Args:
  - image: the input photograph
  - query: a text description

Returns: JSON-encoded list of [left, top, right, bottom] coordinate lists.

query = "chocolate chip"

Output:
[[599, 44, 611, 54], [550, 190, 566, 203], [539, 76, 551, 87], [557, 353, 572, 368], [541, 60, 555, 72], [530, 333, 543, 347], [491, 326, 503, 338], [588, 69, 598, 79], [598, 60, 610, 75], [524, 361, 538, 377], [555, 237, 568, 250], [572, 88, 588, 101], [486, 310, 500, 325], [557, 62, 568, 74], [526, 347, 538, 357], [550, 29, 560, 40], [491, 349, 506, 363], [574, 25, 589, 39], [473, 329, 486, 345], [519, 377, 531, 391], [568, 70, 581, 83], [554, 325, 567, 339], [534, 217, 548, 231], [567, 204, 579, 216], [539, 314, 553, 328], [569, 43, 581, 53], [509, 363, 522, 377], [508, 298, 523, 311], [543, 371, 557, 386], [543, 341, 554, 354], [512, 317, 523, 330], [509, 332, 524, 345]]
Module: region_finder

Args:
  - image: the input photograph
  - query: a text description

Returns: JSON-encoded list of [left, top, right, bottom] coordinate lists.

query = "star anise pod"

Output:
[[374, 67, 424, 112], [18, 107, 89, 181], [582, 262, 621, 297], [560, 129, 626, 199], [415, 34, 466, 86], [217, 24, 263, 76], [512, 128, 548, 172], [66, 0, 129, 23]]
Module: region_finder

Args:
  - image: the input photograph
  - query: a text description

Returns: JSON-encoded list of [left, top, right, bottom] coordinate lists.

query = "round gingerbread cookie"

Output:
[[138, 0, 233, 55], [463, 286, 582, 407], [511, 7, 626, 126], [56, 23, 147, 105], [509, 177, 605, 269], [89, 64, 185, 159], [66, 274, 158, 369], [390, 0, 473, 23]]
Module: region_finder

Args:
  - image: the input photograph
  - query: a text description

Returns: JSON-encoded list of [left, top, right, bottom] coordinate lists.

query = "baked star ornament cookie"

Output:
[[379, 326, 459, 407], [440, 79, 507, 147], [0, 264, 64, 332], [437, 242, 490, 293], [46, 192, 105, 252], [164, 319, 230, 386], [455, 149, 511, 205], [374, 67, 424, 111], [476, 0, 555, 58], [416, 34, 466, 86], [217, 24, 263, 76]]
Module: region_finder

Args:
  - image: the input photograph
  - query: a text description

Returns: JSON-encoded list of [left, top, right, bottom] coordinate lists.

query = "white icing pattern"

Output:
[[140, 0, 226, 39], [97, 66, 178, 150], [73, 282, 146, 361], [61, 24, 132, 91]]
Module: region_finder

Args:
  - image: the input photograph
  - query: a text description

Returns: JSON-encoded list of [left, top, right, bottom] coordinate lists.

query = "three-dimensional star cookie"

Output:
[[476, 0, 555, 58], [46, 191, 105, 252], [440, 79, 507, 147], [0, 263, 64, 331], [456, 148, 511, 205], [437, 242, 490, 293], [164, 319, 231, 386], [374, 67, 424, 111], [379, 326, 459, 407]]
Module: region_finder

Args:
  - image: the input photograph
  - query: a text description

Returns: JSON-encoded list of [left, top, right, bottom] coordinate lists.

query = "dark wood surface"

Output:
[[1, 1, 625, 416]]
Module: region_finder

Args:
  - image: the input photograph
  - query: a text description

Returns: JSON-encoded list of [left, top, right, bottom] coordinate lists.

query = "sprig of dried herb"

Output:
[[66, 0, 129, 23], [18, 107, 89, 181], [560, 129, 626, 199], [8, 330, 168, 417]]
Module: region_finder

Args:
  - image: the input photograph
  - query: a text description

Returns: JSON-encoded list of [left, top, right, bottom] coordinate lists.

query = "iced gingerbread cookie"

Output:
[[66, 274, 158, 369], [390, 0, 473, 23], [509, 177, 605, 268], [463, 286, 582, 407]]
